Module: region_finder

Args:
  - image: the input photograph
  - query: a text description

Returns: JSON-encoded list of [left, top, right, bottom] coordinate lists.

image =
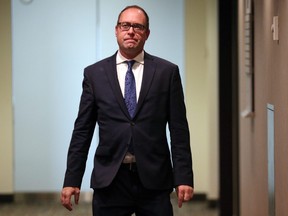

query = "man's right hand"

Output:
[[61, 187, 80, 211]]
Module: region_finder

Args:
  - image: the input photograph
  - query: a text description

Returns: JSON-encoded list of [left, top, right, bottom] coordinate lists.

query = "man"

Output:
[[61, 5, 194, 216]]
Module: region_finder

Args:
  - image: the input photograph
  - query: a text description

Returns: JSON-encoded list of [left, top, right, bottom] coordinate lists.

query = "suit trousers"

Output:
[[92, 163, 173, 216]]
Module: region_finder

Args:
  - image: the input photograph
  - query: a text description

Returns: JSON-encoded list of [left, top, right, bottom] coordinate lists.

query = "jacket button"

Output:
[[130, 122, 135, 126]]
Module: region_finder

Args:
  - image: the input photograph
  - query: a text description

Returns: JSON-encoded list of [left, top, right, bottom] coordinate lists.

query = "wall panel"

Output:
[[239, 0, 288, 215]]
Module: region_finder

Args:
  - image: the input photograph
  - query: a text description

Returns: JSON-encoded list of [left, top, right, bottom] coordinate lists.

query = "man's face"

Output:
[[115, 8, 150, 58]]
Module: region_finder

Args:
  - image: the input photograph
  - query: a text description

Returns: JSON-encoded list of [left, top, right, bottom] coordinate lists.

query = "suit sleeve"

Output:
[[168, 66, 194, 188], [63, 71, 97, 188]]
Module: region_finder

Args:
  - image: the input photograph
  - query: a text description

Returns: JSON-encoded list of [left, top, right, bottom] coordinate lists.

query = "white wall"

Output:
[[185, 0, 218, 199], [12, 0, 185, 192]]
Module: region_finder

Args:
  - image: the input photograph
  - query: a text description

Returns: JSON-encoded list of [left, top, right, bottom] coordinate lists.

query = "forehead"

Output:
[[119, 8, 146, 24]]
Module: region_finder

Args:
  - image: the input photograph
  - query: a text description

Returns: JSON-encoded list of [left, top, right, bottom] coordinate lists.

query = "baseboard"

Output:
[[171, 192, 218, 208], [170, 191, 206, 200], [0, 194, 14, 203], [1, 192, 219, 208], [208, 199, 219, 208], [191, 193, 207, 201]]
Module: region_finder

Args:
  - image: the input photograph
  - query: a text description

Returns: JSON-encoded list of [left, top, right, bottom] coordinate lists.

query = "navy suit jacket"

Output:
[[63, 51, 193, 190]]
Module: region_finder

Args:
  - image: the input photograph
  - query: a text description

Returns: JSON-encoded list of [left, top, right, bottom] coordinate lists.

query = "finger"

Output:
[[64, 202, 73, 211], [74, 189, 80, 205], [178, 196, 183, 208], [61, 192, 73, 211], [177, 190, 184, 208]]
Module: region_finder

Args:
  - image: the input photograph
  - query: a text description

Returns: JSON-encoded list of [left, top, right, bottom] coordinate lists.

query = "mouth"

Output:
[[125, 38, 137, 43]]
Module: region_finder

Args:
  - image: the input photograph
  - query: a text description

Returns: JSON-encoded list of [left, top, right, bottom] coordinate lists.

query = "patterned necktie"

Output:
[[124, 60, 136, 118]]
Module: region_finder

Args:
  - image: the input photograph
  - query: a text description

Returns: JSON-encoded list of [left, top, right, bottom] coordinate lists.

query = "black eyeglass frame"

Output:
[[117, 22, 147, 32]]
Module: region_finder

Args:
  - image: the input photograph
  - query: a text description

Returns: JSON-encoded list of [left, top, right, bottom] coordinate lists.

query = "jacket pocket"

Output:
[[95, 145, 111, 157]]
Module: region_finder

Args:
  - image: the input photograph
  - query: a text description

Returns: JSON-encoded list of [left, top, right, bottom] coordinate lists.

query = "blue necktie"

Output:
[[125, 60, 136, 118]]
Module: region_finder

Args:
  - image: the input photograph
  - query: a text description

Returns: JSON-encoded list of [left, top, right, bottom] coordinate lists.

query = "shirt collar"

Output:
[[116, 50, 144, 65]]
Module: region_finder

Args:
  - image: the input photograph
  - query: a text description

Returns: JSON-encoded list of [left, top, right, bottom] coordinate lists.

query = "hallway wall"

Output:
[[0, 0, 13, 195], [239, 0, 288, 215], [185, 0, 218, 200]]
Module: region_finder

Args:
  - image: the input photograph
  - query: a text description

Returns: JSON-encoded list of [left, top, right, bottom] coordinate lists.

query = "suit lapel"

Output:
[[135, 53, 156, 116], [105, 54, 131, 118]]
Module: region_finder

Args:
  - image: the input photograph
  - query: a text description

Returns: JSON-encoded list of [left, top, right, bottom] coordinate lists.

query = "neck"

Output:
[[119, 49, 142, 60]]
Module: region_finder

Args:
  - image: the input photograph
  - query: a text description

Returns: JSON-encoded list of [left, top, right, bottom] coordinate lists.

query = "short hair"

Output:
[[117, 5, 150, 30]]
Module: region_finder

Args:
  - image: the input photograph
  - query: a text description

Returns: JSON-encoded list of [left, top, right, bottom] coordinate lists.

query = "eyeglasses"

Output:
[[117, 22, 146, 33]]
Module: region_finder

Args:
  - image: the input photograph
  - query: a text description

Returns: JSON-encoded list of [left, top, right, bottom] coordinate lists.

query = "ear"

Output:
[[115, 26, 118, 36], [145, 29, 150, 40]]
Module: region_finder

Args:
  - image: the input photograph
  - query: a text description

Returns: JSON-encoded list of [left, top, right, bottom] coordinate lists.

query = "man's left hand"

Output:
[[176, 185, 194, 208]]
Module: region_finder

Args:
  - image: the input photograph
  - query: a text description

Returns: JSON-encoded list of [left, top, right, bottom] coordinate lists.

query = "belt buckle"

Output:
[[123, 153, 136, 163], [123, 153, 136, 171]]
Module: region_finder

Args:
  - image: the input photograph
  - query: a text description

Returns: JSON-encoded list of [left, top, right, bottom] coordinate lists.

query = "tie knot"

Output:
[[126, 60, 136, 69]]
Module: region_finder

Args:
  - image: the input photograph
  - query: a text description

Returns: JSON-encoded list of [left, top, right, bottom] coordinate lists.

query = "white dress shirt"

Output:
[[116, 51, 144, 102]]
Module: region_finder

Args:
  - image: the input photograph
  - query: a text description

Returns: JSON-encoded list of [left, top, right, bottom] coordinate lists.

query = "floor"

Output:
[[0, 194, 219, 216]]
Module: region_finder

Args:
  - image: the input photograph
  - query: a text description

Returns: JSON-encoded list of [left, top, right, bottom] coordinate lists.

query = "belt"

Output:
[[122, 153, 136, 171], [122, 153, 136, 164]]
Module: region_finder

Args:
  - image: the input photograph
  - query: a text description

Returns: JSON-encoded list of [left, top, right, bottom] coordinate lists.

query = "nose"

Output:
[[127, 26, 136, 33]]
